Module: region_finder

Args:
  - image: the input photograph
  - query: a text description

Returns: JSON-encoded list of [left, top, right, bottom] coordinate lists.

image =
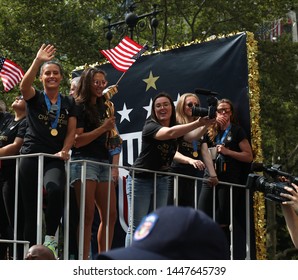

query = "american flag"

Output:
[[258, 18, 284, 41], [0, 57, 24, 92], [100, 36, 147, 72], [270, 18, 283, 41]]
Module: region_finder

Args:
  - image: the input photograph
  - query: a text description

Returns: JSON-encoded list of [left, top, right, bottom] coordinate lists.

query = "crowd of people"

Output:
[[0, 43, 297, 260]]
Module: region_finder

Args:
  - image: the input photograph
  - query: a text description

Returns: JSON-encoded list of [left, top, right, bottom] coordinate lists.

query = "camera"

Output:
[[192, 88, 218, 119], [246, 163, 298, 203]]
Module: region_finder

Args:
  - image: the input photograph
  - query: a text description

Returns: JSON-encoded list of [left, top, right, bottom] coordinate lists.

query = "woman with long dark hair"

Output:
[[198, 98, 253, 259], [70, 67, 121, 259]]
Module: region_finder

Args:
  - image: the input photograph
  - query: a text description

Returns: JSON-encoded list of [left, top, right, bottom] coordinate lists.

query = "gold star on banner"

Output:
[[143, 71, 160, 91]]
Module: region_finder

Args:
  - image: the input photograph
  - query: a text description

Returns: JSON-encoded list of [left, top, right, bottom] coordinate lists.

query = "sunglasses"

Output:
[[186, 102, 198, 108], [217, 108, 231, 114], [16, 95, 24, 100], [155, 102, 171, 109]]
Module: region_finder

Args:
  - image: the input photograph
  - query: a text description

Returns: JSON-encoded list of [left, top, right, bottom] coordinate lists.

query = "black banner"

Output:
[[72, 32, 254, 258]]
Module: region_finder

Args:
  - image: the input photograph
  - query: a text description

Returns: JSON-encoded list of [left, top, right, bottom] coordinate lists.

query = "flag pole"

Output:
[[115, 72, 126, 86]]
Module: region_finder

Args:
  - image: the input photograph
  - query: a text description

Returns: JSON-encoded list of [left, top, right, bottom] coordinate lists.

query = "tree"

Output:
[[0, 0, 297, 259]]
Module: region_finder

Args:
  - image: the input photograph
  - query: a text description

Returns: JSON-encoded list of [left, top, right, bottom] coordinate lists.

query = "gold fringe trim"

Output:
[[246, 31, 267, 259]]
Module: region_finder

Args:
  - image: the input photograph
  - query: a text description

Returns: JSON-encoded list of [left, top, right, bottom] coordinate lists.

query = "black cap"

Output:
[[97, 206, 230, 260]]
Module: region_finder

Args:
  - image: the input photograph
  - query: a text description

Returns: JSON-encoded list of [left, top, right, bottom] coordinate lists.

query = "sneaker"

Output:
[[43, 235, 58, 259]]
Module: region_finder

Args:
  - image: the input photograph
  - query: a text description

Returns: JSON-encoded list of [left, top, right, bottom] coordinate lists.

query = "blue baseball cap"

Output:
[[97, 206, 230, 260]]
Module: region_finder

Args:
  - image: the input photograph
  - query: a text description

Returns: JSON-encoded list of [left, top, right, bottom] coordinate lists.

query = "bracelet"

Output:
[[209, 175, 217, 178]]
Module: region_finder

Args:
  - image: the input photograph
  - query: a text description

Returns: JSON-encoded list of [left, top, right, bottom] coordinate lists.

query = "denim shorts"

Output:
[[70, 157, 110, 186]]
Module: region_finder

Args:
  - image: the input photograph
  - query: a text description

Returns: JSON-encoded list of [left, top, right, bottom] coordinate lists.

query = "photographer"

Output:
[[281, 183, 298, 248], [168, 93, 219, 207]]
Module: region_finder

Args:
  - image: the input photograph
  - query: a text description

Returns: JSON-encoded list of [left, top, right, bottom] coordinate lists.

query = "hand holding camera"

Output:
[[246, 163, 298, 203], [281, 183, 298, 215], [192, 88, 218, 119], [195, 116, 216, 128]]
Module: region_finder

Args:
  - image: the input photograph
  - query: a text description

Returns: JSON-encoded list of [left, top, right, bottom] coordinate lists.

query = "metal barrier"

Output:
[[127, 167, 251, 260], [0, 153, 66, 259], [0, 239, 30, 259], [0, 153, 251, 260]]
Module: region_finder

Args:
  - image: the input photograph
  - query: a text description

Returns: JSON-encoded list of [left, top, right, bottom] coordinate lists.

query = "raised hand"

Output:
[[36, 44, 56, 62]]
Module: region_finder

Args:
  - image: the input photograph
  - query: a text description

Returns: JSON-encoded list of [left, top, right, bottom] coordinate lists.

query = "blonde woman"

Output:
[[169, 93, 218, 206]]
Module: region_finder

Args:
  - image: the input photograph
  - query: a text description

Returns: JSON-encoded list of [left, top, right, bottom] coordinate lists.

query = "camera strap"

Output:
[[216, 124, 231, 145]]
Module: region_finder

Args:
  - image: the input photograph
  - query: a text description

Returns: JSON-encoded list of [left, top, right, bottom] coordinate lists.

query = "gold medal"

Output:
[[51, 128, 58, 136], [193, 151, 198, 158]]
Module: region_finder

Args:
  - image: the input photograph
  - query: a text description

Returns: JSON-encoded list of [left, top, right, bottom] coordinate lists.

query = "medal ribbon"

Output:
[[44, 92, 61, 130], [192, 140, 198, 157], [216, 124, 231, 145]]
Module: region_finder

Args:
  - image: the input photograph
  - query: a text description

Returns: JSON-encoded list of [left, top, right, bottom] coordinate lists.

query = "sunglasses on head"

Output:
[[186, 102, 198, 108], [16, 95, 24, 100]]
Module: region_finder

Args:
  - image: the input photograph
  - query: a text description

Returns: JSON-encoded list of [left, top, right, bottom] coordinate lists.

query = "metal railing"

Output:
[[0, 153, 251, 260]]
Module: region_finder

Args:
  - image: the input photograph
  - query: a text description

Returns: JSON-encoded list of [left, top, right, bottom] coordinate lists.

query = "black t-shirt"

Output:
[[20, 90, 78, 154], [71, 97, 109, 160], [0, 112, 13, 131], [0, 116, 27, 167], [171, 136, 204, 176], [132, 118, 178, 175], [204, 123, 247, 183]]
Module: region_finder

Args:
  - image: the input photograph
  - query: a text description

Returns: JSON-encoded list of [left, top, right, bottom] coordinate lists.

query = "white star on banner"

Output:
[[143, 98, 153, 119], [174, 93, 181, 107], [117, 103, 133, 123]]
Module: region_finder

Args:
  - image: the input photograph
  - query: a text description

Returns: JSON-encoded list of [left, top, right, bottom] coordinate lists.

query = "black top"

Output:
[[0, 112, 13, 131], [171, 136, 204, 176], [204, 123, 248, 183], [20, 90, 78, 154], [71, 97, 109, 160], [132, 118, 178, 176], [0, 116, 27, 167]]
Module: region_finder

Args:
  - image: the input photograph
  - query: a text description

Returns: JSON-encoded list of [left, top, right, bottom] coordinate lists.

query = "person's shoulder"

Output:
[[61, 94, 79, 112], [231, 123, 243, 131], [146, 118, 160, 126], [27, 89, 43, 104], [231, 123, 247, 138], [0, 112, 14, 130], [143, 118, 162, 130], [1, 111, 13, 122], [34, 89, 43, 97], [18, 117, 27, 126], [75, 101, 85, 113], [61, 93, 74, 103]]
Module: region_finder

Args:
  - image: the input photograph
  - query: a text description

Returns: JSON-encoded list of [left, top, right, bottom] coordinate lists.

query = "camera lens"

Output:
[[192, 106, 208, 117]]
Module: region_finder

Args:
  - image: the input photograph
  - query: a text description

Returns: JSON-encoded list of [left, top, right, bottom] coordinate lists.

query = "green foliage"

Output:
[[257, 35, 298, 259], [0, 0, 297, 259], [258, 38, 298, 174]]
